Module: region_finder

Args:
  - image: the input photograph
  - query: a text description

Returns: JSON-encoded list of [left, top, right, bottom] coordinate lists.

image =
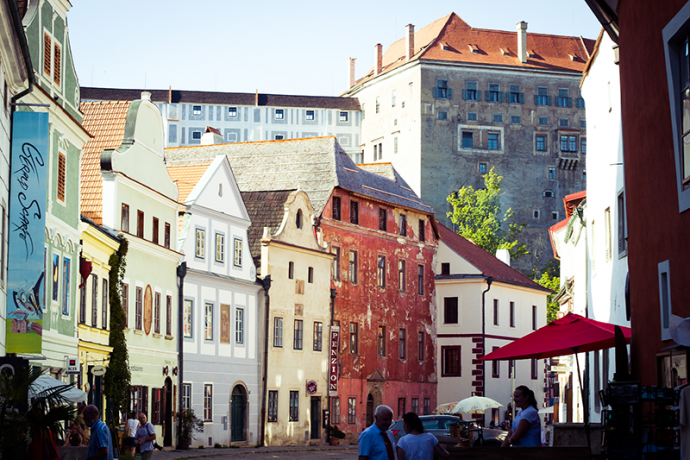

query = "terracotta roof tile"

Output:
[[79, 100, 131, 224], [437, 223, 550, 292], [166, 163, 213, 203]]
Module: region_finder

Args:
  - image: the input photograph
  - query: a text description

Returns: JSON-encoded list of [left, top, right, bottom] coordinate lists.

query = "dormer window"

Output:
[[468, 44, 479, 53]]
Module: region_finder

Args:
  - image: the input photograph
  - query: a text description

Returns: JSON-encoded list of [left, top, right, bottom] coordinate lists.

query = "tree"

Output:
[[446, 167, 528, 260], [104, 237, 130, 425], [534, 260, 561, 323]]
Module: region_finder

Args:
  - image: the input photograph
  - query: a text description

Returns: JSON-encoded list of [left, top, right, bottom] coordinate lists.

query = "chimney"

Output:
[[255, 89, 259, 106], [406, 24, 415, 61], [517, 21, 528, 63], [496, 248, 511, 266], [375, 43, 383, 76], [141, 91, 151, 102], [168, 85, 172, 103], [201, 127, 224, 145], [349, 58, 356, 88]]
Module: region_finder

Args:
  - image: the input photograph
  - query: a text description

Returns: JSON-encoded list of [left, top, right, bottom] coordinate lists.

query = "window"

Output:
[[332, 196, 341, 220], [580, 119, 587, 129], [419, 220, 425, 242], [121, 204, 130, 232], [552, 211, 559, 220], [557, 89, 573, 107], [79, 283, 86, 324], [463, 81, 479, 101], [418, 331, 424, 361], [332, 247, 340, 280], [417, 265, 424, 295], [492, 347, 500, 377], [166, 295, 172, 336], [340, 111, 348, 122], [488, 133, 499, 150], [510, 301, 515, 327], [236, 308, 244, 344], [154, 292, 160, 334], [152, 389, 162, 423], [349, 323, 358, 354], [509, 360, 514, 378], [398, 398, 406, 418], [411, 398, 419, 415], [379, 208, 387, 231], [509, 85, 524, 103], [618, 192, 627, 256], [136, 287, 143, 331], [442, 346, 461, 376], [559, 118, 570, 127], [378, 326, 386, 357], [348, 398, 356, 424], [444, 297, 458, 324], [274, 317, 283, 347], [536, 135, 546, 152], [583, 169, 587, 180], [511, 115, 521, 124], [487, 83, 501, 102], [561, 135, 578, 152], [294, 319, 303, 350], [122, 284, 129, 328], [313, 322, 322, 351], [479, 162, 487, 174], [467, 112, 478, 121], [434, 79, 451, 99], [582, 139, 587, 154], [493, 299, 499, 325], [441, 263, 450, 276], [399, 214, 407, 236], [438, 111, 448, 120], [424, 398, 430, 415], [92, 274, 98, 326], [332, 397, 341, 424], [233, 238, 242, 267], [531, 359, 538, 379], [289, 391, 299, 421], [204, 384, 212, 421], [183, 299, 192, 338], [275, 134, 284, 140], [268, 391, 278, 422], [182, 384, 191, 410], [394, 137, 398, 154], [204, 303, 213, 340], [543, 190, 554, 198], [538, 116, 548, 126], [308, 267, 314, 284], [57, 153, 65, 202], [195, 229, 205, 258], [532, 305, 538, 330], [349, 250, 357, 284], [275, 109, 284, 119], [377, 255, 386, 288], [548, 167, 556, 179], [306, 110, 314, 120], [193, 105, 202, 116], [604, 206, 613, 262], [391, 89, 396, 107], [350, 201, 359, 224], [535, 86, 551, 105], [136, 211, 144, 238], [192, 131, 202, 140], [493, 113, 503, 123], [399, 329, 406, 359], [215, 234, 225, 263], [659, 260, 672, 340], [398, 259, 406, 291], [130, 386, 146, 414], [462, 132, 473, 148], [288, 261, 294, 279], [164, 223, 171, 249], [151, 217, 161, 245], [52, 253, 60, 302], [228, 107, 238, 117]]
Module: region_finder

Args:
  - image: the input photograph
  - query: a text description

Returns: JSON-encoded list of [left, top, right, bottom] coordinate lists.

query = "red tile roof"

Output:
[[564, 191, 586, 218], [437, 223, 550, 292], [166, 163, 214, 203], [353, 13, 596, 88]]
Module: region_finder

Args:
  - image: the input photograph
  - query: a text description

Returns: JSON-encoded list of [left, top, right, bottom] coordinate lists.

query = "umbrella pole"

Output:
[[575, 352, 592, 460]]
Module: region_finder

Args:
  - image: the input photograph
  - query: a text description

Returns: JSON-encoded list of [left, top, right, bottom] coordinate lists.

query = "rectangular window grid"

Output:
[[274, 317, 283, 347], [294, 319, 303, 350], [236, 308, 244, 344], [313, 322, 322, 351], [289, 391, 299, 421], [268, 391, 278, 422]]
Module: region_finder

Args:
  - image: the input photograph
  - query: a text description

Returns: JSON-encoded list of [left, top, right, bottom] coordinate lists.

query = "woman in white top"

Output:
[[396, 412, 450, 460], [124, 410, 140, 457]]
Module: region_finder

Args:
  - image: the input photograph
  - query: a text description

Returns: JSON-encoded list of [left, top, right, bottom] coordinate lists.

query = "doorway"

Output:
[[310, 397, 321, 439], [164, 378, 173, 446], [366, 394, 374, 427], [231, 386, 246, 442]]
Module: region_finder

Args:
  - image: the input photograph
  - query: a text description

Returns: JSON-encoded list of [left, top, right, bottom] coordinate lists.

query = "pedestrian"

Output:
[[501, 385, 541, 447], [135, 412, 157, 460], [358, 405, 397, 460], [396, 412, 449, 460], [67, 422, 83, 446], [84, 404, 114, 460], [123, 410, 139, 457]]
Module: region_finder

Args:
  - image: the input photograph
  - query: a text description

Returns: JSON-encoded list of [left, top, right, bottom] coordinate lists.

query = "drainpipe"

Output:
[[176, 262, 187, 448], [327, 288, 337, 443], [481, 276, 493, 428], [259, 275, 271, 447]]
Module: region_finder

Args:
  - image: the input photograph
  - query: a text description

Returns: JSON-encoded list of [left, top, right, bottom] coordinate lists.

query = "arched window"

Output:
[[296, 209, 303, 229]]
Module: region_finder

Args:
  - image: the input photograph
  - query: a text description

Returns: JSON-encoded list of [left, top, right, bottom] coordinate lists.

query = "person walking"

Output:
[[501, 385, 541, 447], [358, 405, 397, 460], [396, 412, 449, 460], [84, 404, 114, 460], [135, 412, 157, 460], [123, 411, 139, 457]]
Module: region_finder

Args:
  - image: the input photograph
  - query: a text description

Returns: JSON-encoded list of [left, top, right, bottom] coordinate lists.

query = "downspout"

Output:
[[259, 275, 271, 447], [481, 276, 493, 428], [176, 262, 187, 448], [327, 288, 336, 443]]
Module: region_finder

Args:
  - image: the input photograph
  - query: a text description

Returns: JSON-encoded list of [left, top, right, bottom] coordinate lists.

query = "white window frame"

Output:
[[235, 307, 244, 344], [234, 238, 242, 267], [192, 105, 202, 116], [306, 110, 315, 120], [659, 260, 672, 341], [195, 228, 205, 259], [215, 233, 225, 263], [275, 109, 284, 120], [182, 383, 192, 410], [228, 107, 238, 117], [204, 302, 213, 341], [340, 111, 348, 122]]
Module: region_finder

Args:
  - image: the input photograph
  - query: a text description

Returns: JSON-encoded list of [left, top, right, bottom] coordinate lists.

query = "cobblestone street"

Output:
[[147, 445, 358, 460]]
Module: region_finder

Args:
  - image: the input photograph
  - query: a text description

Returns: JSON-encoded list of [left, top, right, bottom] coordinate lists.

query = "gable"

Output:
[[191, 156, 250, 221], [437, 239, 482, 275]]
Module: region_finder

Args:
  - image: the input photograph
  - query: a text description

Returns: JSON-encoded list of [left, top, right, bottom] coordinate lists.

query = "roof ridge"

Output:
[[417, 13, 457, 60], [164, 135, 337, 151]]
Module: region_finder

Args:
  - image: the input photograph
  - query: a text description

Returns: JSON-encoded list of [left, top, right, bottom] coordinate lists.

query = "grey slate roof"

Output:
[[80, 87, 361, 111], [241, 190, 295, 268], [164, 136, 435, 216]]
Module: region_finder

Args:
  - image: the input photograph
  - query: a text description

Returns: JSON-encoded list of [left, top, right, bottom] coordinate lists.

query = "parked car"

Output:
[[390, 415, 507, 448]]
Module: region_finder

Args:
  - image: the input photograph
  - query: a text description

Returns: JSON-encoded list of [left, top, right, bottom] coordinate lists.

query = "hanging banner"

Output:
[[6, 111, 49, 353], [328, 326, 340, 396]]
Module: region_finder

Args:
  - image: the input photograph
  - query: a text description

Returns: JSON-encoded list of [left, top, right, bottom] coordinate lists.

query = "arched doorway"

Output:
[[366, 394, 374, 427], [164, 378, 173, 446], [231, 385, 246, 442]]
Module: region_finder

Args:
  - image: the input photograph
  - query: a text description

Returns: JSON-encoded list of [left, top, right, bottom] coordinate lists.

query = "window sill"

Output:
[[153, 333, 162, 338], [165, 334, 174, 340], [134, 329, 143, 335]]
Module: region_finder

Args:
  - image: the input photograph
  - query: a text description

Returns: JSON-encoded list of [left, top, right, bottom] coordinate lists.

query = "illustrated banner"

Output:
[[6, 112, 49, 353], [328, 326, 340, 396]]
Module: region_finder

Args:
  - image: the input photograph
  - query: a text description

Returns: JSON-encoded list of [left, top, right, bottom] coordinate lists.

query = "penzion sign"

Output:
[[328, 326, 339, 396]]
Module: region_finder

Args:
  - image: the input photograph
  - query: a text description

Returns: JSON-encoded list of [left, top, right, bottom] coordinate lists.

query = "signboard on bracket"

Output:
[[328, 326, 339, 397]]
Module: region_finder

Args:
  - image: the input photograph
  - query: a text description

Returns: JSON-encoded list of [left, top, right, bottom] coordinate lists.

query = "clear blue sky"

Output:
[[68, 1, 602, 97]]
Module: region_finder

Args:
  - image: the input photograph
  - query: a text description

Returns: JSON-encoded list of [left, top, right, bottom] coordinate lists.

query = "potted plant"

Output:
[[177, 409, 203, 450], [328, 425, 346, 446]]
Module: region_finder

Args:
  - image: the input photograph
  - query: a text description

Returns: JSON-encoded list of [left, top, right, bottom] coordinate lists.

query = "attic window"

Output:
[[441, 43, 449, 51], [468, 44, 479, 53], [499, 47, 510, 56], [218, 184, 223, 197], [568, 54, 578, 62], [528, 50, 536, 58]]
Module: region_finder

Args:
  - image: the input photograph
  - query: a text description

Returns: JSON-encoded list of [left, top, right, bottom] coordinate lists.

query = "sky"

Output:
[[67, 1, 603, 97]]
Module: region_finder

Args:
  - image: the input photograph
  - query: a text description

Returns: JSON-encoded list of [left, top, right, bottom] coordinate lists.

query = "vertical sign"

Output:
[[328, 326, 340, 396], [6, 112, 49, 353]]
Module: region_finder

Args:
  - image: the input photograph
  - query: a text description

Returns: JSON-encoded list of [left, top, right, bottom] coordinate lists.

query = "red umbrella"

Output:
[[479, 313, 631, 362]]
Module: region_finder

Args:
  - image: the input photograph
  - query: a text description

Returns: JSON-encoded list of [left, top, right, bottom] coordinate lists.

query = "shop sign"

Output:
[[328, 326, 339, 396]]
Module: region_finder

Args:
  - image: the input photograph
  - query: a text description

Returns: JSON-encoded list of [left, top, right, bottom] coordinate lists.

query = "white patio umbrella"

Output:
[[451, 396, 503, 415], [29, 374, 86, 403]]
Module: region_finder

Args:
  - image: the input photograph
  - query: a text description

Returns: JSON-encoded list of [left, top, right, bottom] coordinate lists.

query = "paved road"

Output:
[[148, 445, 358, 460]]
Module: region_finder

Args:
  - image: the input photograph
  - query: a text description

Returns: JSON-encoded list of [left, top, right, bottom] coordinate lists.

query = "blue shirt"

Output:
[[136, 422, 156, 452], [87, 419, 114, 460], [358, 423, 397, 460], [512, 406, 541, 447]]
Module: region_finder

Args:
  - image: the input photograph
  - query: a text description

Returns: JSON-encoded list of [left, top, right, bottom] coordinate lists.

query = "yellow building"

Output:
[[78, 216, 119, 413]]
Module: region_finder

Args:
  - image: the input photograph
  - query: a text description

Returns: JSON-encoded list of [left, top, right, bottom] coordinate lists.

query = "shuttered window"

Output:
[[57, 153, 66, 202], [53, 43, 61, 85], [43, 33, 51, 76]]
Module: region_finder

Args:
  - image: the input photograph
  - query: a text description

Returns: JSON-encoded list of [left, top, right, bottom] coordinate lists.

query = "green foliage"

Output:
[[178, 409, 204, 441], [104, 237, 130, 424], [534, 261, 561, 323], [329, 425, 346, 439], [446, 168, 528, 260]]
